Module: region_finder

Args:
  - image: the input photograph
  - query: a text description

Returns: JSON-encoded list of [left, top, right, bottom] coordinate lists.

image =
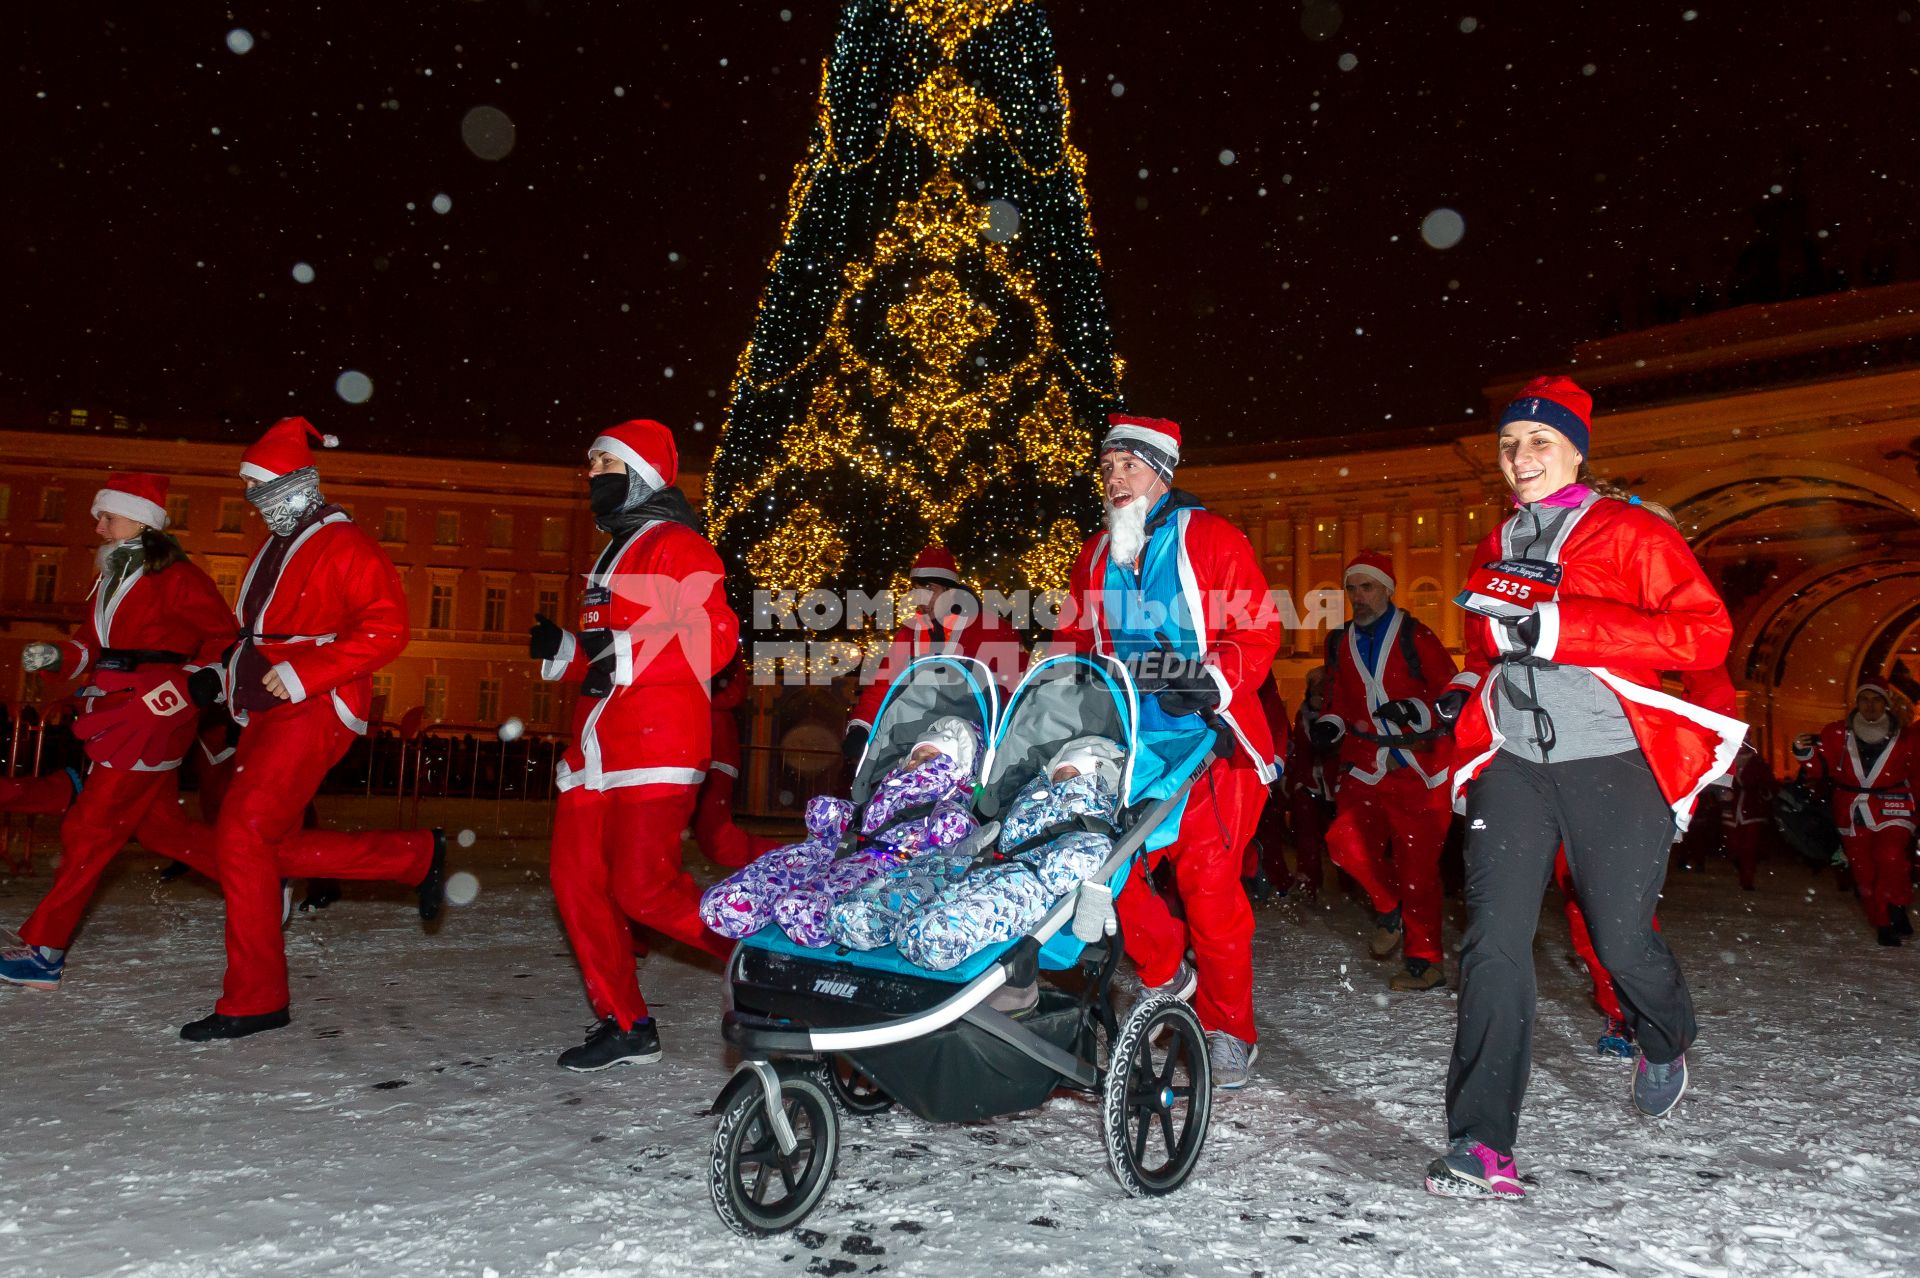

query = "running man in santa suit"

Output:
[[1794, 681, 1918, 946], [1, 474, 236, 990], [1314, 550, 1459, 992], [843, 545, 1023, 766], [529, 419, 739, 1071], [1052, 414, 1283, 1089], [179, 419, 446, 1041]]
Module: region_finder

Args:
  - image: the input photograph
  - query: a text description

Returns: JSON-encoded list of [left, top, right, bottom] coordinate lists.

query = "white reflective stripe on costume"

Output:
[[229, 511, 350, 696], [708, 760, 740, 779], [1449, 669, 1481, 690], [1589, 668, 1746, 833], [331, 690, 368, 735], [554, 756, 704, 793], [1844, 725, 1910, 832], [612, 631, 635, 686], [1170, 508, 1274, 783], [273, 661, 307, 704], [96, 564, 144, 647]]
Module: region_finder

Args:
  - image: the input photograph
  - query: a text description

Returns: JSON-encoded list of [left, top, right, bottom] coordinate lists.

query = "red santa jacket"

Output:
[[1800, 719, 1918, 835], [1052, 504, 1283, 781], [849, 592, 1024, 732], [708, 656, 749, 779], [542, 517, 739, 792], [1284, 703, 1337, 801], [1722, 746, 1776, 828], [59, 557, 235, 769], [228, 510, 409, 734], [1318, 608, 1458, 790], [1449, 495, 1743, 831]]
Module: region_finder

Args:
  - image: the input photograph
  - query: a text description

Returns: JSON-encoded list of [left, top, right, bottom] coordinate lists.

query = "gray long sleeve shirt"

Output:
[[1493, 495, 1641, 764]]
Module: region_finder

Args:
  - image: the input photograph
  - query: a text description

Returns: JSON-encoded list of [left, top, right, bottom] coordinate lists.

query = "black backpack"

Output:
[[1325, 616, 1426, 687]]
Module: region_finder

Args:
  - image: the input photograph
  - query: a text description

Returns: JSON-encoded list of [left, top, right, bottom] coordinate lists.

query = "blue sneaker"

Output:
[[1632, 1050, 1688, 1117], [0, 944, 65, 990], [1596, 1017, 1634, 1059]]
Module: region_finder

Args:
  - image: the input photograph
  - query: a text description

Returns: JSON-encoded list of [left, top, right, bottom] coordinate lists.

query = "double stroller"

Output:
[[706, 653, 1229, 1236]]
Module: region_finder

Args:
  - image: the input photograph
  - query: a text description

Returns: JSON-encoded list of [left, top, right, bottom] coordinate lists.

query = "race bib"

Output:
[[578, 585, 613, 630], [1456, 558, 1563, 620]]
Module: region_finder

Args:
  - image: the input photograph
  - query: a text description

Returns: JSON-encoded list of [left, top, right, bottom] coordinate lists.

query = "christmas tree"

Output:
[[707, 0, 1123, 628]]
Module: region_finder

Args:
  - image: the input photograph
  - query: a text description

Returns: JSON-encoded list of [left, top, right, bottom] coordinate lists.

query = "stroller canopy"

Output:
[[851, 655, 999, 806]]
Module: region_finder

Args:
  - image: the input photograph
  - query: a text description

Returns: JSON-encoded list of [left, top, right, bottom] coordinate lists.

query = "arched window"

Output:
[[1405, 577, 1445, 634]]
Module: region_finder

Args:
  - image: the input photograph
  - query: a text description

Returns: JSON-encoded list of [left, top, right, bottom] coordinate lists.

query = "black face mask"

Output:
[[589, 471, 628, 518]]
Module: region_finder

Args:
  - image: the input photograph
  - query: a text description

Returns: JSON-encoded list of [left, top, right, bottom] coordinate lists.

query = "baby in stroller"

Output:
[[699, 717, 980, 947], [834, 735, 1126, 972]]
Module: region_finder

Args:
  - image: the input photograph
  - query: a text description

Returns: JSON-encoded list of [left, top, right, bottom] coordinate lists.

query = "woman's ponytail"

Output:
[[1576, 462, 1678, 529]]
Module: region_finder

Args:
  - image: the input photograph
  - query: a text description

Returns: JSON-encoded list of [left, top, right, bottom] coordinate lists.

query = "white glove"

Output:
[[21, 642, 59, 674]]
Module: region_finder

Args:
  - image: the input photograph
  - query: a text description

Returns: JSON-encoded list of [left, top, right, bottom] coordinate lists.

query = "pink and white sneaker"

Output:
[[1424, 1139, 1525, 1199]]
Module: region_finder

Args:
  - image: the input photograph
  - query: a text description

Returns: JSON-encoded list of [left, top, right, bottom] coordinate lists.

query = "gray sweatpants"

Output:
[[1445, 749, 1698, 1154]]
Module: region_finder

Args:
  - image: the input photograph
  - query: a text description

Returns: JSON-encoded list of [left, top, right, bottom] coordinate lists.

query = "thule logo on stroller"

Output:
[[812, 977, 860, 999]]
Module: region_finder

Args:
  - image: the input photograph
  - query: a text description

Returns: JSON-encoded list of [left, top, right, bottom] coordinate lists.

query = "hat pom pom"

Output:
[[320, 434, 340, 449]]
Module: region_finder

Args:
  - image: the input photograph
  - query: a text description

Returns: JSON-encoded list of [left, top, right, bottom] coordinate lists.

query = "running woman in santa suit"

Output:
[[1424, 376, 1743, 1198], [179, 420, 447, 1041], [1793, 682, 1918, 946], [529, 419, 739, 1071], [1315, 550, 1460, 992], [1, 474, 235, 990], [1051, 414, 1283, 1089]]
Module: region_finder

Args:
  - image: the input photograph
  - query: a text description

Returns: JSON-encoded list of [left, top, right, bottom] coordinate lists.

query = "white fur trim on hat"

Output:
[[1857, 682, 1891, 701], [238, 461, 279, 483], [911, 715, 978, 778], [91, 488, 167, 530], [1101, 421, 1181, 463], [590, 434, 666, 494], [1343, 563, 1395, 593], [909, 565, 961, 585]]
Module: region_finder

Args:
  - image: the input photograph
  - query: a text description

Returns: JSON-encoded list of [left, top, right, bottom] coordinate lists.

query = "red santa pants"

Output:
[[1325, 766, 1452, 963], [19, 767, 219, 950], [1288, 786, 1332, 890], [0, 771, 81, 818], [1841, 823, 1915, 928], [215, 699, 434, 1016], [1725, 822, 1764, 890], [1114, 757, 1266, 1043], [691, 767, 776, 870], [550, 781, 730, 1029]]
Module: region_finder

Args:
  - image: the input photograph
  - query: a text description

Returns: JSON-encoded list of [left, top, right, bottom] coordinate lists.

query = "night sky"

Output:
[[8, 1, 1918, 463]]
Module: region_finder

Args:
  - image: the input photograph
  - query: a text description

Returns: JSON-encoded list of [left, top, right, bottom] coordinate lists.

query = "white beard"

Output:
[[95, 536, 139, 573], [1106, 498, 1148, 567]]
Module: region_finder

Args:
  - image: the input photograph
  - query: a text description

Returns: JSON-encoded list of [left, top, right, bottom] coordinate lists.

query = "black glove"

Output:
[[1309, 717, 1343, 749], [1376, 698, 1427, 729], [1156, 685, 1221, 718], [1434, 689, 1470, 724], [843, 724, 870, 763], [578, 630, 617, 697], [187, 666, 224, 708], [529, 613, 565, 661]]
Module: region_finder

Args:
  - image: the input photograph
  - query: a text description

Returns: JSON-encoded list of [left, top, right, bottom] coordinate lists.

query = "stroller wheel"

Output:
[[710, 1069, 840, 1237], [1103, 997, 1211, 1197], [818, 1056, 893, 1115]]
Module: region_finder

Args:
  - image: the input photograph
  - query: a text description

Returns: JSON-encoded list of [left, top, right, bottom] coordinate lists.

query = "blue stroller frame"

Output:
[[707, 653, 1226, 1236]]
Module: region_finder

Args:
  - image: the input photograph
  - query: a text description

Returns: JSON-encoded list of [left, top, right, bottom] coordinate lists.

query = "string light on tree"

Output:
[[707, 0, 1124, 631]]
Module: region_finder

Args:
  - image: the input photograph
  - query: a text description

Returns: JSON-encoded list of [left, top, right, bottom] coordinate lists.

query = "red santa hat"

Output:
[[1343, 549, 1396, 594], [240, 417, 339, 482], [909, 545, 961, 586], [1101, 414, 1182, 483], [590, 419, 678, 491], [91, 472, 170, 531], [1499, 375, 1593, 458]]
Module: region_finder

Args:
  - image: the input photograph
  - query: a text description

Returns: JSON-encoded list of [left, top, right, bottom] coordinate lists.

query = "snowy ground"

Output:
[[2, 823, 1916, 1278]]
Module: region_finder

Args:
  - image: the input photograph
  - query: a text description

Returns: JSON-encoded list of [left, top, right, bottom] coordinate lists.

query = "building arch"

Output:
[[1651, 458, 1920, 542]]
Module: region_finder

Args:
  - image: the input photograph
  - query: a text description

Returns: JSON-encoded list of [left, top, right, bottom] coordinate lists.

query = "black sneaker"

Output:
[[558, 1017, 663, 1071], [1894, 905, 1914, 939], [1877, 924, 1901, 947], [158, 860, 194, 883], [179, 1008, 291, 1041], [417, 829, 448, 922]]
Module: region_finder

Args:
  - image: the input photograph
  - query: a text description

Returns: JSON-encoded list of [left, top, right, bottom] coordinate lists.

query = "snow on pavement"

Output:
[[1, 842, 1914, 1278]]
